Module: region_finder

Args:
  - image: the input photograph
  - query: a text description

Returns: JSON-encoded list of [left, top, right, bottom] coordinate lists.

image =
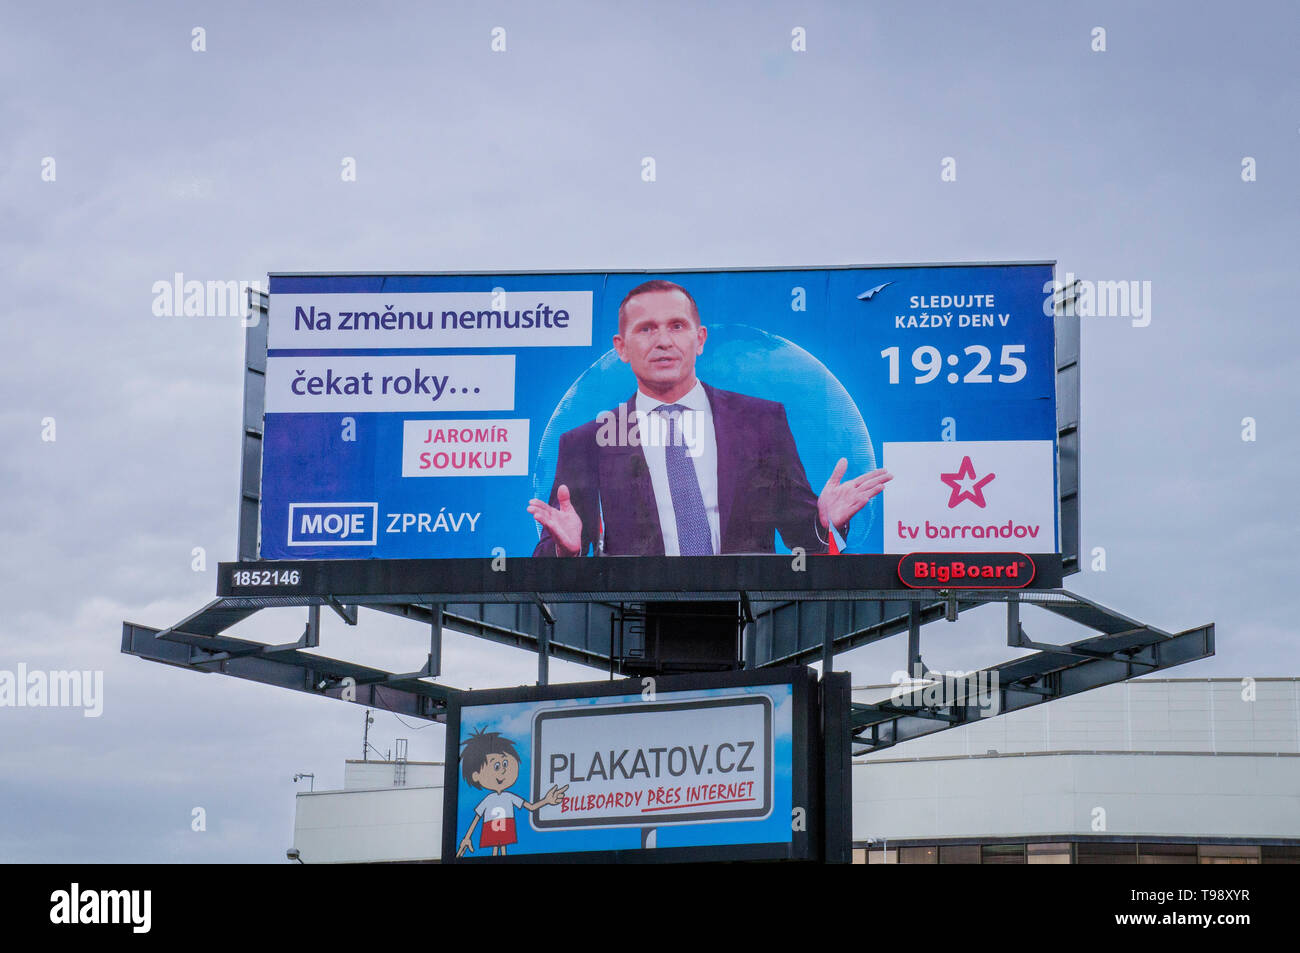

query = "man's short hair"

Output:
[[617, 280, 701, 336]]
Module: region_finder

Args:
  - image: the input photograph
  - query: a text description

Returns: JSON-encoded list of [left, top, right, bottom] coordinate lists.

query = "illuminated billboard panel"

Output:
[[259, 264, 1059, 571]]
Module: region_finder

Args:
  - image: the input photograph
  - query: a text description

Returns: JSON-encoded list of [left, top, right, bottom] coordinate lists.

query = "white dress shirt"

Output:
[[634, 382, 720, 556]]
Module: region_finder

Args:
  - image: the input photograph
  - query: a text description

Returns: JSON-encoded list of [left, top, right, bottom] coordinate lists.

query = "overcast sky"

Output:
[[1, 1, 1296, 862]]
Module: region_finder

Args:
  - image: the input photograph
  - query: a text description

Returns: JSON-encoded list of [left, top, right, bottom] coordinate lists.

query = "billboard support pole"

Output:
[[538, 626, 550, 685], [304, 605, 320, 649], [609, 614, 616, 680], [740, 591, 756, 671], [907, 603, 925, 678], [428, 603, 442, 678], [535, 596, 555, 686], [821, 671, 852, 863]]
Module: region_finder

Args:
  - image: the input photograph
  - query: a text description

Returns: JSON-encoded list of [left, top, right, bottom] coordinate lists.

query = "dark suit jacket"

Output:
[[533, 382, 830, 556]]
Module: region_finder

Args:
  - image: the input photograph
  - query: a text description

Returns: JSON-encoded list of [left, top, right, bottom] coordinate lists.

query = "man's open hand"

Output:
[[526, 484, 584, 556], [818, 459, 893, 532]]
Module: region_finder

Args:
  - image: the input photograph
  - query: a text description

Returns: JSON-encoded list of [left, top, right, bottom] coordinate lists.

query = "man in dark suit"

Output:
[[527, 280, 892, 556]]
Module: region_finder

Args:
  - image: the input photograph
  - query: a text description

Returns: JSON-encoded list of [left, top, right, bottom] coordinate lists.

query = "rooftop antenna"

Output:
[[362, 709, 374, 762]]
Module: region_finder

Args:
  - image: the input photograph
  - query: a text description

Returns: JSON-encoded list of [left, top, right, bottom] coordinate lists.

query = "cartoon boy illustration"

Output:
[[457, 729, 568, 857]]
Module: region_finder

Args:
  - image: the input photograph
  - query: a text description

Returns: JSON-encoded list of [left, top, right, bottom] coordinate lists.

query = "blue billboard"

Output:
[[441, 668, 824, 862], [260, 264, 1059, 561]]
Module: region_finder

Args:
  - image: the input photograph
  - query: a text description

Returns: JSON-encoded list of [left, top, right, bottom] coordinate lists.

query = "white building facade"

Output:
[[853, 677, 1300, 863]]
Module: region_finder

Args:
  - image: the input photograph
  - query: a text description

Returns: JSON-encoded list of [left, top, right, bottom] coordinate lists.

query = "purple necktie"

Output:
[[656, 403, 712, 555]]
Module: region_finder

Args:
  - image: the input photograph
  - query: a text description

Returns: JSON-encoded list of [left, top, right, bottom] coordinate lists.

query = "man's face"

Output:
[[613, 290, 707, 394], [472, 752, 519, 793]]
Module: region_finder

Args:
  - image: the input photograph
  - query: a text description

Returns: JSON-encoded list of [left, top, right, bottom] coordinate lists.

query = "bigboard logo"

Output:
[[287, 502, 378, 546], [898, 552, 1036, 589]]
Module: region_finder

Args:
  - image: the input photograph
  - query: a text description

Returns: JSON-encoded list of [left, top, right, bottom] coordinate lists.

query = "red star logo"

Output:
[[940, 456, 995, 508]]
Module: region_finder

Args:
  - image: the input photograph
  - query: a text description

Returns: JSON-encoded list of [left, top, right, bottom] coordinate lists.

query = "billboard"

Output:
[[442, 668, 823, 863], [257, 264, 1059, 571]]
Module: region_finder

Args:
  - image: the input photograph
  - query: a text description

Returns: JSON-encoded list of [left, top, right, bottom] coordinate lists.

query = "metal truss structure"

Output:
[[121, 587, 1213, 755]]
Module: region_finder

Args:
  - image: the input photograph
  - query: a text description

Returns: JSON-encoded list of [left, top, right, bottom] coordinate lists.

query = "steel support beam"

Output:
[[121, 621, 453, 721], [849, 622, 1214, 755], [121, 587, 1213, 752]]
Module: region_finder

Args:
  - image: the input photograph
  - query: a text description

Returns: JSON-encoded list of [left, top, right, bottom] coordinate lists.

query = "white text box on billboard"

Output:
[[882, 439, 1057, 553], [269, 292, 593, 349], [530, 694, 773, 830], [265, 355, 515, 413], [401, 419, 530, 477]]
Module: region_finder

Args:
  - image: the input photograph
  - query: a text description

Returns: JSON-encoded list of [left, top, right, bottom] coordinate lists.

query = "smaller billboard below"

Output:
[[443, 668, 822, 863], [531, 695, 773, 829]]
